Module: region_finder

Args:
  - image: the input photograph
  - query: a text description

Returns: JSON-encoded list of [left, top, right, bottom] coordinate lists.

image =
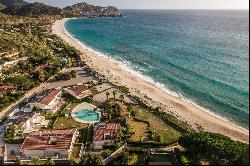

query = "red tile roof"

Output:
[[30, 89, 61, 105], [68, 85, 89, 97], [94, 123, 121, 141], [20, 128, 76, 151], [0, 86, 14, 93]]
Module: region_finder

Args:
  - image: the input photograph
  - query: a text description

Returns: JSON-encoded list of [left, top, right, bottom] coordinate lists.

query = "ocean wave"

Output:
[[63, 19, 249, 132]]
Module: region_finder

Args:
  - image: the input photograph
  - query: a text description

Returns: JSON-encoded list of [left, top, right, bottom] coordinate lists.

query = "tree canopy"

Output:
[[80, 153, 105, 165], [179, 132, 249, 165]]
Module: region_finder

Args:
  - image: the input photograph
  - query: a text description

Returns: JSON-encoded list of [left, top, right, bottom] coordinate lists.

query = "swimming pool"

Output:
[[72, 103, 101, 124]]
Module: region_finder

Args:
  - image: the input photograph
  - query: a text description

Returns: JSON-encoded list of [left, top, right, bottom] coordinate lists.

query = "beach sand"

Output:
[[52, 18, 249, 143]]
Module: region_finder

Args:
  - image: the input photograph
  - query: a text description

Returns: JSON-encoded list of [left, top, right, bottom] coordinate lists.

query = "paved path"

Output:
[[104, 144, 126, 165], [0, 85, 42, 118]]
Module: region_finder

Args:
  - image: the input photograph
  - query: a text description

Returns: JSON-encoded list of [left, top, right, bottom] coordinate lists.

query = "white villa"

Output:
[[19, 128, 78, 159], [5, 111, 48, 136], [63, 84, 91, 100], [93, 122, 121, 150], [29, 89, 62, 113]]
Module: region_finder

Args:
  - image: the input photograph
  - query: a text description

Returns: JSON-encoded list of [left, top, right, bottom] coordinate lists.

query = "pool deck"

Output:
[[71, 102, 101, 124]]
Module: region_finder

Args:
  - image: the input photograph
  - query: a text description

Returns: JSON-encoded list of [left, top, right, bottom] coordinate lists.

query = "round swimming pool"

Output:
[[72, 103, 101, 124]]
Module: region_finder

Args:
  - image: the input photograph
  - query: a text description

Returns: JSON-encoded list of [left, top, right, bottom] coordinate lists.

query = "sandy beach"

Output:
[[52, 18, 249, 143]]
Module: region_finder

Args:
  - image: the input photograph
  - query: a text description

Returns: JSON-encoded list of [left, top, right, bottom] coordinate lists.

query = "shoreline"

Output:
[[52, 18, 249, 143]]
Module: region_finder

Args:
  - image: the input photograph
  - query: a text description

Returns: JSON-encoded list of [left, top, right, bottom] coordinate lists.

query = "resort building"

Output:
[[29, 89, 63, 113], [93, 122, 121, 149], [63, 84, 91, 99], [19, 128, 78, 159]]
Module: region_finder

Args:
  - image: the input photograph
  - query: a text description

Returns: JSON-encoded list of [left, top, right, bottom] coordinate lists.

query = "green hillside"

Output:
[[2, 2, 62, 16], [0, 0, 29, 7]]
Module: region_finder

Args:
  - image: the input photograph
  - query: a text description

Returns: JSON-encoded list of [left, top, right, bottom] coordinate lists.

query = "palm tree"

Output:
[[106, 92, 110, 100], [113, 91, 117, 100]]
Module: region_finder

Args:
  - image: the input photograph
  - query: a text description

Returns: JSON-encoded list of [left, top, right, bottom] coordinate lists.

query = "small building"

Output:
[[93, 122, 121, 150], [19, 128, 78, 159], [63, 84, 91, 100], [29, 89, 62, 113]]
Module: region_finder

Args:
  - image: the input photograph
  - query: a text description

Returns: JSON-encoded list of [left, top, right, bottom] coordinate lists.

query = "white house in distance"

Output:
[[63, 84, 92, 100], [19, 128, 78, 159], [93, 122, 121, 150], [29, 89, 62, 113]]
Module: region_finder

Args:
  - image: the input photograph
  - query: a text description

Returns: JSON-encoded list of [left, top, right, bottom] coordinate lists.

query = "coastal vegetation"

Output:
[[0, 15, 81, 112], [80, 153, 105, 165], [179, 132, 249, 165], [55, 70, 77, 81], [104, 100, 181, 145]]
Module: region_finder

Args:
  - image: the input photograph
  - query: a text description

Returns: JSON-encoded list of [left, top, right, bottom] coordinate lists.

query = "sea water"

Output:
[[65, 10, 249, 129]]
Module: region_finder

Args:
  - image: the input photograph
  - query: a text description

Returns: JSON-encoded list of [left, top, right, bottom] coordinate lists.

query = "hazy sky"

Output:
[[26, 0, 249, 9]]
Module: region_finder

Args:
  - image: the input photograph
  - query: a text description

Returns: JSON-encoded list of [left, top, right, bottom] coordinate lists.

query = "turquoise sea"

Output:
[[65, 10, 249, 129]]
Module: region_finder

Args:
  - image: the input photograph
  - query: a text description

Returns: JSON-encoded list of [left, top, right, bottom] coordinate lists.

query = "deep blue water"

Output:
[[65, 10, 249, 129]]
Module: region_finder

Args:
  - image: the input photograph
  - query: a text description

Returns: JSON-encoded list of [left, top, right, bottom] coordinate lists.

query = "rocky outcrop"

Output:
[[62, 2, 122, 18]]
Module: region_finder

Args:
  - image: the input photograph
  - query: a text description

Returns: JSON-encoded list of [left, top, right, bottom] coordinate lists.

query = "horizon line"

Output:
[[118, 8, 249, 10]]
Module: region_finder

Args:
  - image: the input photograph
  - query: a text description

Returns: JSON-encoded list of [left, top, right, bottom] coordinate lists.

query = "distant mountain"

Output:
[[0, 0, 29, 7], [1, 1, 121, 18], [62, 2, 121, 17], [2, 2, 62, 16]]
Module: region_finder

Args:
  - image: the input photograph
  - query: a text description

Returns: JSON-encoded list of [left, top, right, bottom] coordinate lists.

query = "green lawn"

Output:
[[53, 103, 87, 129], [117, 99, 181, 144], [120, 106, 150, 142], [54, 117, 87, 129], [134, 107, 181, 144]]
